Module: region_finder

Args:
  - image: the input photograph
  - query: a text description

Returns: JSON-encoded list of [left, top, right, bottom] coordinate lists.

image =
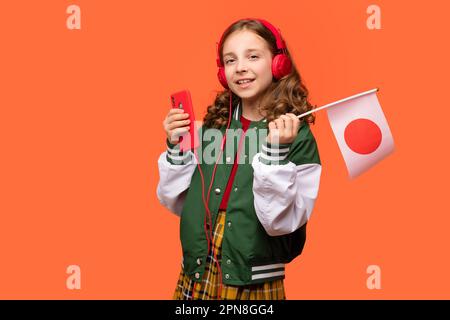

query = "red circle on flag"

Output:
[[344, 118, 382, 154]]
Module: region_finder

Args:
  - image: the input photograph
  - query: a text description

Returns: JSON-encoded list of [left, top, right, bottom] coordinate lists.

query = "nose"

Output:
[[236, 59, 248, 73]]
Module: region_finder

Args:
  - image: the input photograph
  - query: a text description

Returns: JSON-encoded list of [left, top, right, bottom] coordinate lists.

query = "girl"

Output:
[[157, 18, 321, 300]]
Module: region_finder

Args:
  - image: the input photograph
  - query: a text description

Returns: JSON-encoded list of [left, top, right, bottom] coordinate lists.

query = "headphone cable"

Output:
[[192, 90, 233, 299]]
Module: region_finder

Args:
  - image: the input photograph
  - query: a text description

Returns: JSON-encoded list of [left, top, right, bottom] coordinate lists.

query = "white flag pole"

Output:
[[297, 88, 379, 119]]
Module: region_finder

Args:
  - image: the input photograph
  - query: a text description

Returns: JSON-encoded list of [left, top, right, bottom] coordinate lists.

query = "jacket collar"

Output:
[[230, 102, 268, 130]]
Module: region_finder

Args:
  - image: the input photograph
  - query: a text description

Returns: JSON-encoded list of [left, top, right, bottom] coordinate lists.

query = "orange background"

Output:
[[1, 0, 449, 299]]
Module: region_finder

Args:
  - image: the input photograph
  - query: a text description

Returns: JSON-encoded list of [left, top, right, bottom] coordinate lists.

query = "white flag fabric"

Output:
[[326, 89, 395, 178]]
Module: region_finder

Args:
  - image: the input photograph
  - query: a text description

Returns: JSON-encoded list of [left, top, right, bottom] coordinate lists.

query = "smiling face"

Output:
[[222, 29, 274, 110]]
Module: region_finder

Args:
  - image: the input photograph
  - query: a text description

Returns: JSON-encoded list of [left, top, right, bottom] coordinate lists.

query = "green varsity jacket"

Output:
[[157, 105, 321, 285]]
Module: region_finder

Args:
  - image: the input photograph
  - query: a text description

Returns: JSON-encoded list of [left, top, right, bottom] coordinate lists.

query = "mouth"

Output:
[[235, 78, 255, 88]]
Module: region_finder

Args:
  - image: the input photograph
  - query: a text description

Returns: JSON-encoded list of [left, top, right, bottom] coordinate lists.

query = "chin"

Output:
[[236, 93, 252, 101], [240, 90, 260, 98], [233, 87, 258, 97]]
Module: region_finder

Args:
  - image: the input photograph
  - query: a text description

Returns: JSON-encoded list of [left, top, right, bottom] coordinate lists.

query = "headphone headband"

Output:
[[216, 18, 287, 68]]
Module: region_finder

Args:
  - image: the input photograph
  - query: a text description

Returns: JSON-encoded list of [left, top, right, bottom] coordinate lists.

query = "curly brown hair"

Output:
[[203, 19, 316, 129]]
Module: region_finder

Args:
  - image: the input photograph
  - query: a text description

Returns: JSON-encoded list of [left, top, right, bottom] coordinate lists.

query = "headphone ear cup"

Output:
[[272, 54, 292, 80], [217, 67, 229, 89]]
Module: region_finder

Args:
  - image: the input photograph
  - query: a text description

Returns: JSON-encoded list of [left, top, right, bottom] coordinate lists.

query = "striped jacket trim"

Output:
[[251, 263, 285, 281]]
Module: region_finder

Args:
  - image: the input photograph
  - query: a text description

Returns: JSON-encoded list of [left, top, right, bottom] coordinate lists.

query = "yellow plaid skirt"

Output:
[[173, 209, 286, 300]]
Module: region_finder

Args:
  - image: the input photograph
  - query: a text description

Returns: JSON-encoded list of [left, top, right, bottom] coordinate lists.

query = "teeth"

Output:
[[238, 79, 253, 84]]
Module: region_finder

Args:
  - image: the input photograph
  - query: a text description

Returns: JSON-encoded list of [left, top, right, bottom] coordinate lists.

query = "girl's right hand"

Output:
[[163, 108, 191, 145]]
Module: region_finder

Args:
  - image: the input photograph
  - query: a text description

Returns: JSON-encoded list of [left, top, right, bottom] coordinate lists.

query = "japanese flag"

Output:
[[325, 89, 395, 178]]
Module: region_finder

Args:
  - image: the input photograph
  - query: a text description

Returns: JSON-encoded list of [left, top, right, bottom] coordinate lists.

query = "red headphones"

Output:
[[216, 18, 292, 89]]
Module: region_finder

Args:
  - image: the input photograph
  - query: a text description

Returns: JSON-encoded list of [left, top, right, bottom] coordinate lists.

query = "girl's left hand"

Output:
[[266, 113, 301, 145]]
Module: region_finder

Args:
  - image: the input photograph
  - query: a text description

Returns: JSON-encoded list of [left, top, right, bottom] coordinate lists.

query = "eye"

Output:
[[250, 55, 259, 60], [225, 59, 234, 65]]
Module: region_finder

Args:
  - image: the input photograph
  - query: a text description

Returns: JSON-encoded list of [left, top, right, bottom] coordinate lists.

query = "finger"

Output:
[[286, 113, 300, 136], [274, 118, 284, 130], [279, 115, 293, 136], [273, 119, 284, 141], [168, 108, 185, 116], [168, 112, 190, 123], [275, 117, 289, 139], [268, 121, 277, 130], [268, 121, 280, 144], [165, 109, 184, 126], [168, 118, 191, 130], [169, 126, 190, 140]]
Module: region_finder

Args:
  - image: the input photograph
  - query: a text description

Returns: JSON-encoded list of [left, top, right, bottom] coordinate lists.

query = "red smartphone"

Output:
[[170, 90, 200, 152]]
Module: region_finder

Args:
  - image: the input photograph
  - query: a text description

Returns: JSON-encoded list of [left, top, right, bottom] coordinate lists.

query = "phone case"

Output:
[[170, 90, 199, 152]]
